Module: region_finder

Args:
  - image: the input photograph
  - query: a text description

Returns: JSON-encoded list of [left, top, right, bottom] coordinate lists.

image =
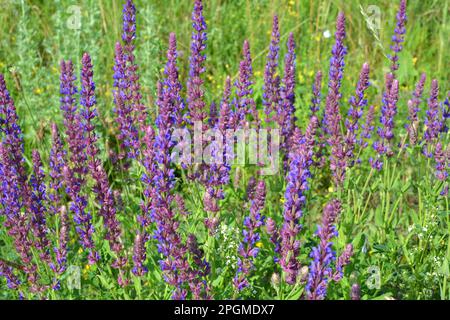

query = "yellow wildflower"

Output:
[[34, 88, 44, 95]]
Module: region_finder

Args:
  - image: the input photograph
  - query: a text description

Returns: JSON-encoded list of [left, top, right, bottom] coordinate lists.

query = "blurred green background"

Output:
[[0, 0, 448, 152]]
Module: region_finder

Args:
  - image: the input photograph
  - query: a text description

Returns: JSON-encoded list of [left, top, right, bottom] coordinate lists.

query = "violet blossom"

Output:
[[187, 0, 207, 123], [122, 0, 146, 127], [306, 199, 352, 300], [280, 116, 319, 284], [389, 0, 407, 74], [371, 74, 399, 170], [423, 79, 441, 157], [263, 15, 280, 123], [344, 63, 370, 165], [235, 40, 258, 127], [81, 53, 126, 272], [30, 150, 51, 264], [279, 33, 297, 151], [113, 42, 140, 160], [325, 12, 347, 186], [407, 73, 426, 145], [234, 180, 266, 291]]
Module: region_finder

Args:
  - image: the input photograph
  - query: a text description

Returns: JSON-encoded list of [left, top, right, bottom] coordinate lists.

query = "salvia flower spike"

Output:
[[263, 15, 281, 123], [187, 0, 207, 123], [344, 63, 370, 165], [326, 12, 348, 186], [280, 116, 319, 284], [235, 40, 257, 127], [390, 0, 407, 74], [279, 33, 297, 151], [306, 199, 352, 300], [423, 79, 441, 157], [81, 52, 125, 272], [122, 0, 146, 128], [407, 73, 426, 146], [234, 180, 266, 291]]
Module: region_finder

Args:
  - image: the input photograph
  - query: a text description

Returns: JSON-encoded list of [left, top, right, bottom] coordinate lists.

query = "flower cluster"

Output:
[[279, 116, 319, 284], [306, 200, 353, 300], [263, 16, 280, 123], [389, 0, 407, 74], [423, 79, 441, 157], [325, 12, 347, 186], [407, 73, 426, 145], [344, 63, 370, 165], [234, 180, 266, 291], [371, 73, 399, 170], [187, 0, 207, 123]]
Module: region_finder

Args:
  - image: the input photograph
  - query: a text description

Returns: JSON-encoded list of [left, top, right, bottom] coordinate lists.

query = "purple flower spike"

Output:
[[30, 150, 51, 264], [132, 232, 149, 276], [423, 79, 441, 157], [133, 126, 157, 277], [153, 33, 207, 298], [113, 42, 140, 160], [218, 77, 233, 132], [441, 91, 449, 133], [235, 40, 257, 127], [333, 243, 353, 281], [0, 260, 21, 290], [266, 217, 281, 262], [63, 165, 99, 265], [0, 143, 39, 289], [359, 105, 375, 149], [372, 74, 399, 169], [165, 33, 185, 127], [234, 180, 266, 291], [49, 123, 66, 216], [279, 33, 297, 151], [344, 63, 370, 165], [306, 199, 347, 300], [325, 12, 347, 186], [390, 0, 407, 74], [81, 53, 125, 270], [263, 15, 281, 123], [187, 0, 207, 123], [407, 73, 426, 145], [280, 116, 319, 285], [122, 0, 146, 127], [208, 101, 217, 128], [51, 206, 69, 275], [351, 284, 361, 300], [187, 234, 212, 300], [324, 12, 347, 134], [60, 60, 87, 182], [0, 74, 28, 198], [140, 125, 156, 227], [434, 143, 448, 182], [310, 71, 322, 116]]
